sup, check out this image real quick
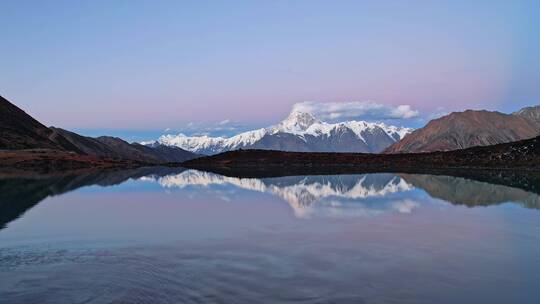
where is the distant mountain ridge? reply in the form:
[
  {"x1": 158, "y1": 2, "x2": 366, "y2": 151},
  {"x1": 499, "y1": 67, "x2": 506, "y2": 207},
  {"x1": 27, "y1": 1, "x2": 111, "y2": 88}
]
[
  {"x1": 148, "y1": 110, "x2": 412, "y2": 154},
  {"x1": 385, "y1": 106, "x2": 540, "y2": 153},
  {"x1": 51, "y1": 128, "x2": 198, "y2": 163},
  {"x1": 0, "y1": 95, "x2": 199, "y2": 163}
]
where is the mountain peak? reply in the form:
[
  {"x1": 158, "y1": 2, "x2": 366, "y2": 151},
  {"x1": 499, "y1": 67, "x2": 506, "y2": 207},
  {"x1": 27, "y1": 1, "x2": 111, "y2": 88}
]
[
  {"x1": 385, "y1": 108, "x2": 540, "y2": 153},
  {"x1": 513, "y1": 105, "x2": 540, "y2": 123},
  {"x1": 276, "y1": 110, "x2": 320, "y2": 133}
]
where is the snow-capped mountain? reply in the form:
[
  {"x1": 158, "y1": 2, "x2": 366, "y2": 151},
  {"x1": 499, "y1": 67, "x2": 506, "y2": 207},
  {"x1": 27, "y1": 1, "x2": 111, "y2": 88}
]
[{"x1": 146, "y1": 110, "x2": 413, "y2": 155}]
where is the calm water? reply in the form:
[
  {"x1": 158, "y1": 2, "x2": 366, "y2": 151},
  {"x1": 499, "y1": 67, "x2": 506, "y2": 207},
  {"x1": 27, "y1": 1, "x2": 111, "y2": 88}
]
[{"x1": 1, "y1": 168, "x2": 540, "y2": 303}]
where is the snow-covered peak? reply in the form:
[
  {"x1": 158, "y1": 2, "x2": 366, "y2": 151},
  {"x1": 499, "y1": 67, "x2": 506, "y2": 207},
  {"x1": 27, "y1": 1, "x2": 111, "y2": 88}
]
[
  {"x1": 296, "y1": 120, "x2": 412, "y2": 143},
  {"x1": 156, "y1": 129, "x2": 268, "y2": 155},
  {"x1": 273, "y1": 110, "x2": 321, "y2": 134},
  {"x1": 158, "y1": 133, "x2": 226, "y2": 152},
  {"x1": 222, "y1": 128, "x2": 267, "y2": 148},
  {"x1": 375, "y1": 123, "x2": 413, "y2": 140}
]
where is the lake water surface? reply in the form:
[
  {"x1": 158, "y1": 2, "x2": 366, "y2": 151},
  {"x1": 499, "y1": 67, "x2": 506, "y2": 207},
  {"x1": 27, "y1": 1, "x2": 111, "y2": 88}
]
[{"x1": 1, "y1": 168, "x2": 540, "y2": 303}]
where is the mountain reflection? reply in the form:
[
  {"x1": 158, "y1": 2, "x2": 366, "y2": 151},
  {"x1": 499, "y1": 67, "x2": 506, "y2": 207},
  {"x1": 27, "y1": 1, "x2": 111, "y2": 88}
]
[
  {"x1": 399, "y1": 173, "x2": 540, "y2": 209},
  {"x1": 0, "y1": 167, "x2": 187, "y2": 229},
  {"x1": 147, "y1": 171, "x2": 417, "y2": 218},
  {"x1": 143, "y1": 170, "x2": 540, "y2": 217},
  {"x1": 1, "y1": 168, "x2": 539, "y2": 229}
]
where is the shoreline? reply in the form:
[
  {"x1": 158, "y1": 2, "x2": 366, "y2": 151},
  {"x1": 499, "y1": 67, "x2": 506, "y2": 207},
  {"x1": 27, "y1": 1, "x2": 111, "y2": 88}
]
[{"x1": 0, "y1": 149, "x2": 147, "y2": 176}]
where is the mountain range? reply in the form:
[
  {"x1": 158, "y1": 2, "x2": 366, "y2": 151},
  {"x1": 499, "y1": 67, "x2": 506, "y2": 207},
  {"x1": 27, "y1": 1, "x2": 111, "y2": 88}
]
[
  {"x1": 0, "y1": 95, "x2": 199, "y2": 164},
  {"x1": 147, "y1": 110, "x2": 412, "y2": 154},
  {"x1": 3, "y1": 93, "x2": 540, "y2": 169},
  {"x1": 149, "y1": 104, "x2": 540, "y2": 155},
  {"x1": 385, "y1": 106, "x2": 540, "y2": 153}
]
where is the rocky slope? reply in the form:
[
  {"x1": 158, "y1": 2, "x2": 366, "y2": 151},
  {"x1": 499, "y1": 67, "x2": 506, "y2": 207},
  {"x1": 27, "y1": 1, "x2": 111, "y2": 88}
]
[
  {"x1": 514, "y1": 105, "x2": 540, "y2": 124},
  {"x1": 385, "y1": 107, "x2": 540, "y2": 153},
  {"x1": 0, "y1": 95, "x2": 66, "y2": 150}
]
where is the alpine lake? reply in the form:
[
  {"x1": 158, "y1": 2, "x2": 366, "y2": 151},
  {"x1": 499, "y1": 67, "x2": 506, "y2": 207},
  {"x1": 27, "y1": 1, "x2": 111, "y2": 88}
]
[{"x1": 1, "y1": 167, "x2": 540, "y2": 303}]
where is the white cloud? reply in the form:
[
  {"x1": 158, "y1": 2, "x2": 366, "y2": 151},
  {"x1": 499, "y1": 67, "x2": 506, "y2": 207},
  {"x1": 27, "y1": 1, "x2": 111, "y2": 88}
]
[
  {"x1": 291, "y1": 101, "x2": 419, "y2": 121},
  {"x1": 165, "y1": 119, "x2": 247, "y2": 137}
]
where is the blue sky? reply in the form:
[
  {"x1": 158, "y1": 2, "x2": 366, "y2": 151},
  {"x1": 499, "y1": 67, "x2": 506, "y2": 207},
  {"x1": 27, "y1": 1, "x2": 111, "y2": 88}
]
[{"x1": 1, "y1": 0, "x2": 539, "y2": 141}]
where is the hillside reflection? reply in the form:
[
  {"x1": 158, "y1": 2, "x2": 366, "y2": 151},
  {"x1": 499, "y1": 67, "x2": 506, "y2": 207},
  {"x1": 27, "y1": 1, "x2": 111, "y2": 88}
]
[{"x1": 1, "y1": 168, "x2": 539, "y2": 229}]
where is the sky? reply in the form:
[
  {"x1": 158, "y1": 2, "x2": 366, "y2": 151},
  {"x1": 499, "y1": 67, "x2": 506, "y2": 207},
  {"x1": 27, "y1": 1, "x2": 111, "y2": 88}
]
[{"x1": 1, "y1": 0, "x2": 539, "y2": 141}]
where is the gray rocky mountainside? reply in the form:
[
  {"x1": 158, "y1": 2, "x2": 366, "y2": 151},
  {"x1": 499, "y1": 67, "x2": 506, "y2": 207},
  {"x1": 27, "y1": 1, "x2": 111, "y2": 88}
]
[
  {"x1": 514, "y1": 105, "x2": 540, "y2": 124},
  {"x1": 385, "y1": 107, "x2": 540, "y2": 153}
]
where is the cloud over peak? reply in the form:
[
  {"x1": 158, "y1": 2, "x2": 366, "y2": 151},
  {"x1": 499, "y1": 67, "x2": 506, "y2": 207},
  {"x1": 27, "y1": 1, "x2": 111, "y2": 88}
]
[{"x1": 291, "y1": 101, "x2": 419, "y2": 122}]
